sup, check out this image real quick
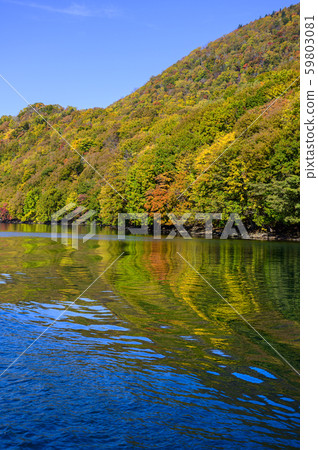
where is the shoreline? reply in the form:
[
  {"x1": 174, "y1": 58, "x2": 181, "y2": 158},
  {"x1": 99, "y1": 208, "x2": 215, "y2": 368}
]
[{"x1": 0, "y1": 220, "x2": 300, "y2": 242}]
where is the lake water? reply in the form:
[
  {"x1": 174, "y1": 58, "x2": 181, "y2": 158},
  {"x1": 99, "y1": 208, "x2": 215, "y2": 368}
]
[{"x1": 0, "y1": 224, "x2": 299, "y2": 448}]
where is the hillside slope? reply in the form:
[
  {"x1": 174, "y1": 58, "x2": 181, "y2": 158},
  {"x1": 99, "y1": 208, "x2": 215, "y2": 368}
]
[{"x1": 0, "y1": 4, "x2": 300, "y2": 232}]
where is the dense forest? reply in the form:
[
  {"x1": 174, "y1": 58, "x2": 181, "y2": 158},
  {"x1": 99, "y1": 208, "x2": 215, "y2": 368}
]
[{"x1": 0, "y1": 4, "x2": 300, "y2": 235}]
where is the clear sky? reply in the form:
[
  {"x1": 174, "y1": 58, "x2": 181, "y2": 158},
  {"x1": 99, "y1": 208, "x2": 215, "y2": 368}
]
[{"x1": 0, "y1": 0, "x2": 298, "y2": 117}]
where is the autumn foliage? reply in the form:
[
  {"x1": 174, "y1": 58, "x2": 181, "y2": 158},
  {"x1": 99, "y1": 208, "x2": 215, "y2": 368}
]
[{"x1": 0, "y1": 5, "x2": 300, "y2": 232}]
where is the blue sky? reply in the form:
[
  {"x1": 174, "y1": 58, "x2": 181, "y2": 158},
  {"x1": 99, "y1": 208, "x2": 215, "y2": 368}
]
[{"x1": 0, "y1": 0, "x2": 298, "y2": 117}]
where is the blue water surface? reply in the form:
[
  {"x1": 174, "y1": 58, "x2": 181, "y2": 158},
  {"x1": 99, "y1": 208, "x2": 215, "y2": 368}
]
[{"x1": 0, "y1": 228, "x2": 300, "y2": 448}]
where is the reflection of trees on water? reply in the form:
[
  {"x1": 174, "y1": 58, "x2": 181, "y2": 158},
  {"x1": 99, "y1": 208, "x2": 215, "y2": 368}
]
[{"x1": 0, "y1": 229, "x2": 299, "y2": 383}]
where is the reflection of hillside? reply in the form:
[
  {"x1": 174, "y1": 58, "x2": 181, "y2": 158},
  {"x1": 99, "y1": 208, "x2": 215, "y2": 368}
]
[
  {"x1": 91, "y1": 238, "x2": 299, "y2": 378},
  {"x1": 0, "y1": 227, "x2": 300, "y2": 448},
  {"x1": 0, "y1": 228, "x2": 299, "y2": 382},
  {"x1": 0, "y1": 230, "x2": 118, "y2": 306}
]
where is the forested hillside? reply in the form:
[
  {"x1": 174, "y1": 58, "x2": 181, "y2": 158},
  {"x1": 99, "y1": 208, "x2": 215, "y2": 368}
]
[{"x1": 0, "y1": 4, "x2": 300, "y2": 233}]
